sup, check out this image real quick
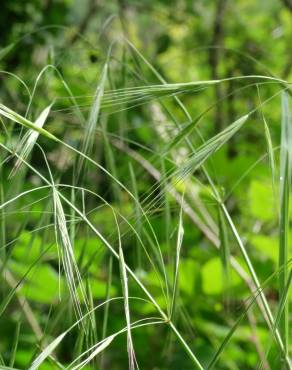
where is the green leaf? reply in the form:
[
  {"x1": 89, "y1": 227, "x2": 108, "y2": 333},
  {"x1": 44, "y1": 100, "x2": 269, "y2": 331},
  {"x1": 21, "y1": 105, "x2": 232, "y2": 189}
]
[
  {"x1": 9, "y1": 262, "x2": 63, "y2": 304},
  {"x1": 202, "y1": 257, "x2": 241, "y2": 295},
  {"x1": 248, "y1": 180, "x2": 274, "y2": 222},
  {"x1": 179, "y1": 259, "x2": 199, "y2": 296},
  {"x1": 250, "y1": 234, "x2": 278, "y2": 262}
]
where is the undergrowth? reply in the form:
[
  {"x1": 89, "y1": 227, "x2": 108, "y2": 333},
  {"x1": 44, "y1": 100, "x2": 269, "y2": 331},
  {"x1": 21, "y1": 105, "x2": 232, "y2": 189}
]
[{"x1": 0, "y1": 29, "x2": 291, "y2": 370}]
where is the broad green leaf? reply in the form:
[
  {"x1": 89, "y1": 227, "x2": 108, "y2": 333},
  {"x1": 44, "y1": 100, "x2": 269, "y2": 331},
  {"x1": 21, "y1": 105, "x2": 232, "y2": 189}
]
[
  {"x1": 179, "y1": 259, "x2": 200, "y2": 296},
  {"x1": 9, "y1": 262, "x2": 63, "y2": 304},
  {"x1": 248, "y1": 180, "x2": 274, "y2": 221},
  {"x1": 251, "y1": 234, "x2": 278, "y2": 262},
  {"x1": 202, "y1": 257, "x2": 241, "y2": 295}
]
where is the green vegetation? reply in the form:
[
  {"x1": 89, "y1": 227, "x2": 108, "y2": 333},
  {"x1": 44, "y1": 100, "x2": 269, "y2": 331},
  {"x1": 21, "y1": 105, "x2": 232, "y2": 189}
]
[{"x1": 0, "y1": 1, "x2": 292, "y2": 369}]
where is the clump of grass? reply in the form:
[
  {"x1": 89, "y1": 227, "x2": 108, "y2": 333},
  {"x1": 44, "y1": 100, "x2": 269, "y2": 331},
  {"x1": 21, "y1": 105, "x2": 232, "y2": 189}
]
[{"x1": 0, "y1": 35, "x2": 292, "y2": 370}]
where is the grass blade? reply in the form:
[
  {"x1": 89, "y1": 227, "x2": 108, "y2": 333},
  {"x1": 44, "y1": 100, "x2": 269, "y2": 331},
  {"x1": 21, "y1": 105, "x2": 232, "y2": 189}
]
[
  {"x1": 176, "y1": 114, "x2": 248, "y2": 181},
  {"x1": 53, "y1": 188, "x2": 88, "y2": 319},
  {"x1": 117, "y1": 215, "x2": 137, "y2": 370},
  {"x1": 77, "y1": 63, "x2": 107, "y2": 175},
  {"x1": 218, "y1": 205, "x2": 230, "y2": 300},
  {"x1": 29, "y1": 331, "x2": 67, "y2": 370},
  {"x1": 9, "y1": 322, "x2": 21, "y2": 367},
  {"x1": 71, "y1": 335, "x2": 114, "y2": 370},
  {"x1": 10, "y1": 104, "x2": 52, "y2": 176},
  {"x1": 170, "y1": 199, "x2": 184, "y2": 319},
  {"x1": 257, "y1": 85, "x2": 277, "y2": 202},
  {"x1": 278, "y1": 91, "x2": 291, "y2": 356}
]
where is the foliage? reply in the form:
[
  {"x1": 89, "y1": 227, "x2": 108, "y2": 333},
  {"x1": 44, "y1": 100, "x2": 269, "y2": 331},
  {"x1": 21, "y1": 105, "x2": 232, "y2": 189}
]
[{"x1": 0, "y1": 1, "x2": 292, "y2": 369}]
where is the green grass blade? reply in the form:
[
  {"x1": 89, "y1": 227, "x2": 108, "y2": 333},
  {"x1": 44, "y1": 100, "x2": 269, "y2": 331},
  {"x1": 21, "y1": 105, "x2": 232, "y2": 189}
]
[
  {"x1": 100, "y1": 255, "x2": 113, "y2": 368},
  {"x1": 116, "y1": 214, "x2": 137, "y2": 370},
  {"x1": 9, "y1": 322, "x2": 21, "y2": 367},
  {"x1": 257, "y1": 85, "x2": 277, "y2": 203},
  {"x1": 77, "y1": 62, "x2": 108, "y2": 175},
  {"x1": 176, "y1": 114, "x2": 248, "y2": 181},
  {"x1": 170, "y1": 199, "x2": 184, "y2": 319},
  {"x1": 0, "y1": 104, "x2": 58, "y2": 141},
  {"x1": 278, "y1": 91, "x2": 291, "y2": 356},
  {"x1": 10, "y1": 104, "x2": 52, "y2": 176},
  {"x1": 29, "y1": 331, "x2": 67, "y2": 370},
  {"x1": 71, "y1": 336, "x2": 114, "y2": 370},
  {"x1": 129, "y1": 162, "x2": 142, "y2": 268},
  {"x1": 53, "y1": 188, "x2": 88, "y2": 319},
  {"x1": 218, "y1": 205, "x2": 230, "y2": 299}
]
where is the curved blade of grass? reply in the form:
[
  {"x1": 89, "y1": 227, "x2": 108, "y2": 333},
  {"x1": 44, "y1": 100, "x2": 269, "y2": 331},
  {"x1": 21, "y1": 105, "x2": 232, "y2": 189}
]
[
  {"x1": 10, "y1": 104, "x2": 52, "y2": 177},
  {"x1": 53, "y1": 188, "x2": 89, "y2": 320},
  {"x1": 25, "y1": 64, "x2": 84, "y2": 123},
  {"x1": 28, "y1": 297, "x2": 156, "y2": 369},
  {"x1": 170, "y1": 198, "x2": 184, "y2": 319},
  {"x1": 129, "y1": 162, "x2": 142, "y2": 267},
  {"x1": 28, "y1": 297, "x2": 123, "y2": 369},
  {"x1": 77, "y1": 62, "x2": 108, "y2": 175},
  {"x1": 116, "y1": 214, "x2": 137, "y2": 370},
  {"x1": 29, "y1": 331, "x2": 67, "y2": 370},
  {"x1": 101, "y1": 119, "x2": 120, "y2": 201},
  {"x1": 68, "y1": 318, "x2": 163, "y2": 370},
  {"x1": 263, "y1": 117, "x2": 277, "y2": 200},
  {"x1": 175, "y1": 114, "x2": 248, "y2": 181},
  {"x1": 100, "y1": 255, "x2": 113, "y2": 368},
  {"x1": 38, "y1": 146, "x2": 89, "y2": 320},
  {"x1": 218, "y1": 205, "x2": 230, "y2": 300},
  {"x1": 71, "y1": 335, "x2": 114, "y2": 370},
  {"x1": 0, "y1": 104, "x2": 57, "y2": 141},
  {"x1": 9, "y1": 322, "x2": 20, "y2": 367},
  {"x1": 257, "y1": 86, "x2": 277, "y2": 200}
]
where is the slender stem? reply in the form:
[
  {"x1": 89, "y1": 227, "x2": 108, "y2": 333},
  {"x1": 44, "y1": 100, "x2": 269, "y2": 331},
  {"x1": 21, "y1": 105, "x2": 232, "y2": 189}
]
[
  {"x1": 221, "y1": 203, "x2": 291, "y2": 369},
  {"x1": 168, "y1": 320, "x2": 204, "y2": 370}
]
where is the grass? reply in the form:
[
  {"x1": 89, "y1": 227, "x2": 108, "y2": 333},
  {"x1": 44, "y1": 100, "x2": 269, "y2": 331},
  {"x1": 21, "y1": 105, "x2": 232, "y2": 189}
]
[
  {"x1": 0, "y1": 36, "x2": 291, "y2": 370},
  {"x1": 279, "y1": 91, "x2": 291, "y2": 358}
]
